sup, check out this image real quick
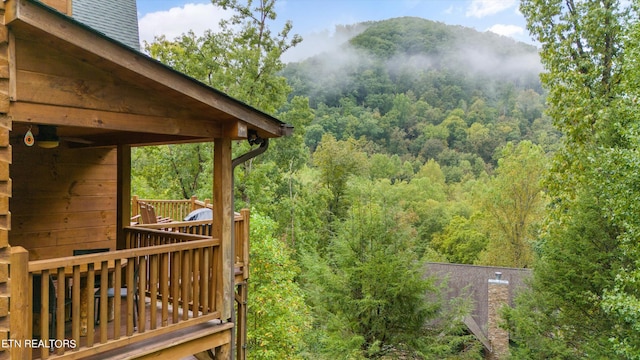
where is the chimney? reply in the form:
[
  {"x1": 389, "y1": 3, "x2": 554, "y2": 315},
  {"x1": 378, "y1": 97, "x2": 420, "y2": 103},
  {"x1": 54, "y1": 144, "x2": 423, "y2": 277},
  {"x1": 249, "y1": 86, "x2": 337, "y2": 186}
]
[{"x1": 487, "y1": 272, "x2": 509, "y2": 359}]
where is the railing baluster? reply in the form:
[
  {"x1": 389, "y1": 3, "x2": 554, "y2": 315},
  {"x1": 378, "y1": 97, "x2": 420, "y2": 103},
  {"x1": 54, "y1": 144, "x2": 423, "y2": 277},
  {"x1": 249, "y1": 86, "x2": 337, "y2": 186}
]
[
  {"x1": 56, "y1": 267, "x2": 66, "y2": 355},
  {"x1": 100, "y1": 261, "x2": 109, "y2": 343},
  {"x1": 212, "y1": 246, "x2": 220, "y2": 314},
  {"x1": 149, "y1": 254, "x2": 158, "y2": 330},
  {"x1": 193, "y1": 248, "x2": 200, "y2": 317},
  {"x1": 86, "y1": 263, "x2": 95, "y2": 347},
  {"x1": 161, "y1": 253, "x2": 169, "y2": 327},
  {"x1": 126, "y1": 259, "x2": 135, "y2": 336},
  {"x1": 138, "y1": 256, "x2": 147, "y2": 333},
  {"x1": 113, "y1": 259, "x2": 122, "y2": 340},
  {"x1": 40, "y1": 269, "x2": 50, "y2": 359},
  {"x1": 181, "y1": 249, "x2": 190, "y2": 321},
  {"x1": 72, "y1": 266, "x2": 81, "y2": 347},
  {"x1": 171, "y1": 251, "x2": 180, "y2": 324},
  {"x1": 202, "y1": 246, "x2": 211, "y2": 314}
]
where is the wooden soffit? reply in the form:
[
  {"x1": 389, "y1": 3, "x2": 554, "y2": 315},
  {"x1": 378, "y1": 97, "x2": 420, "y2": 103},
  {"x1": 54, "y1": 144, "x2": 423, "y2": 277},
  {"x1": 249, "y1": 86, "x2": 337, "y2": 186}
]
[{"x1": 3, "y1": 0, "x2": 292, "y2": 147}]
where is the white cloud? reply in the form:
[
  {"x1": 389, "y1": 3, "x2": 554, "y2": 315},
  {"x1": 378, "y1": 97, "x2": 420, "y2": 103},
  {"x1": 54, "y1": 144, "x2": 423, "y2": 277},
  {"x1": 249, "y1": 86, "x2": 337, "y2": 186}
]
[
  {"x1": 486, "y1": 24, "x2": 524, "y2": 37},
  {"x1": 138, "y1": 3, "x2": 231, "y2": 46},
  {"x1": 466, "y1": 0, "x2": 517, "y2": 18}
]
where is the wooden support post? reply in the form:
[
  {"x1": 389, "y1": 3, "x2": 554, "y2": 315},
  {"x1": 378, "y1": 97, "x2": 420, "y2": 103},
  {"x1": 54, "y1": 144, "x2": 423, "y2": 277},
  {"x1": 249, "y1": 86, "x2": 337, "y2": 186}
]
[
  {"x1": 190, "y1": 195, "x2": 197, "y2": 211},
  {"x1": 9, "y1": 247, "x2": 29, "y2": 360},
  {"x1": 131, "y1": 195, "x2": 140, "y2": 218},
  {"x1": 213, "y1": 138, "x2": 233, "y2": 321},
  {"x1": 235, "y1": 283, "x2": 247, "y2": 360},
  {"x1": 117, "y1": 145, "x2": 132, "y2": 250}
]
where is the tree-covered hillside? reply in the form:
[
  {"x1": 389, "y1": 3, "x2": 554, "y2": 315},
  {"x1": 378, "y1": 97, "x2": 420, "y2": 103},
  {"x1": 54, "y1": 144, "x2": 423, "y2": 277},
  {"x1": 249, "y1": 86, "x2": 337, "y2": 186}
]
[{"x1": 282, "y1": 17, "x2": 556, "y2": 180}]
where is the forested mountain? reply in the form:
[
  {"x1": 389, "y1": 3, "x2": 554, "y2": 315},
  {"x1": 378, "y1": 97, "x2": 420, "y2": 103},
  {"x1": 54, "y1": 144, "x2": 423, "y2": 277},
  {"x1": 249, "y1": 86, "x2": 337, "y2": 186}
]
[{"x1": 282, "y1": 17, "x2": 555, "y2": 177}]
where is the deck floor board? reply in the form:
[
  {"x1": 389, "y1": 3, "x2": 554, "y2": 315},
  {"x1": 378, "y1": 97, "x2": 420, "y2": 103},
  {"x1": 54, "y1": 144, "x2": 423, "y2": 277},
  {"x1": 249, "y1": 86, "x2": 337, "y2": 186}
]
[{"x1": 32, "y1": 297, "x2": 228, "y2": 359}]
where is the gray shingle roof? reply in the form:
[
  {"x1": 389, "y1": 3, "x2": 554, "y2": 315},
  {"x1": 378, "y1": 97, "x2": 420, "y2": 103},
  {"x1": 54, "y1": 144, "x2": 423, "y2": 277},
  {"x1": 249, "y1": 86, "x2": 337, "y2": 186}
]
[
  {"x1": 425, "y1": 263, "x2": 532, "y2": 342},
  {"x1": 71, "y1": 0, "x2": 140, "y2": 50}
]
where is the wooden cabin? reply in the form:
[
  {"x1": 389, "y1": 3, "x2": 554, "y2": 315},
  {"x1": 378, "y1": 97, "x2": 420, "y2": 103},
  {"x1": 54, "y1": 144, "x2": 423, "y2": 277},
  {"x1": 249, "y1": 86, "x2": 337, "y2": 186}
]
[{"x1": 0, "y1": 0, "x2": 292, "y2": 359}]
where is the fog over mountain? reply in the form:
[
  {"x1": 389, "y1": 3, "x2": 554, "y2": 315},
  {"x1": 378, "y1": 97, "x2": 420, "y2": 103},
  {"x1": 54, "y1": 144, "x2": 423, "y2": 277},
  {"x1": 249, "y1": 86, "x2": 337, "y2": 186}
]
[
  {"x1": 283, "y1": 17, "x2": 542, "y2": 110},
  {"x1": 280, "y1": 17, "x2": 554, "y2": 169}
]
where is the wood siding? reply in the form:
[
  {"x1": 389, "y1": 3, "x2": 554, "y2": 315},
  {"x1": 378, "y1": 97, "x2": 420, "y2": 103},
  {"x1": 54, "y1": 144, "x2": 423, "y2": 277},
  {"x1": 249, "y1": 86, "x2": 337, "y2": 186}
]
[
  {"x1": 0, "y1": 1, "x2": 12, "y2": 356},
  {"x1": 9, "y1": 144, "x2": 117, "y2": 259}
]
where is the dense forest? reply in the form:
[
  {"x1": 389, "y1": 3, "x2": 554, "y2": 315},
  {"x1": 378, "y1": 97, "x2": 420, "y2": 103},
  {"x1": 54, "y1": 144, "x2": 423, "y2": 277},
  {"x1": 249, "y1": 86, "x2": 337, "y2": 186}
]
[{"x1": 134, "y1": 0, "x2": 640, "y2": 359}]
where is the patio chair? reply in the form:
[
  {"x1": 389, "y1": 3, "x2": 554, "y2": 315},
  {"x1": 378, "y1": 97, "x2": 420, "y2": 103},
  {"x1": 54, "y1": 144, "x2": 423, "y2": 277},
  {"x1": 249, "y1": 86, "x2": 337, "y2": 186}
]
[{"x1": 139, "y1": 202, "x2": 172, "y2": 224}]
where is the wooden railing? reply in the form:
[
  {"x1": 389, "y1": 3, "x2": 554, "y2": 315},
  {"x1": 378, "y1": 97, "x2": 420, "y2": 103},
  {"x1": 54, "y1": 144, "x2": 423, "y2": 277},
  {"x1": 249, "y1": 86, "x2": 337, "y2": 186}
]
[
  {"x1": 133, "y1": 209, "x2": 251, "y2": 283},
  {"x1": 130, "y1": 197, "x2": 251, "y2": 281},
  {"x1": 10, "y1": 229, "x2": 222, "y2": 359},
  {"x1": 131, "y1": 195, "x2": 211, "y2": 222},
  {"x1": 234, "y1": 209, "x2": 250, "y2": 281}
]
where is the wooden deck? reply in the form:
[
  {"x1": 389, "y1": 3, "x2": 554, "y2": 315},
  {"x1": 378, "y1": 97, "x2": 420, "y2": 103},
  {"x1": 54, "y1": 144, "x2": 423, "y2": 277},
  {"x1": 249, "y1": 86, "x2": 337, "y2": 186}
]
[
  {"x1": 30, "y1": 298, "x2": 232, "y2": 359},
  {"x1": 10, "y1": 207, "x2": 251, "y2": 360}
]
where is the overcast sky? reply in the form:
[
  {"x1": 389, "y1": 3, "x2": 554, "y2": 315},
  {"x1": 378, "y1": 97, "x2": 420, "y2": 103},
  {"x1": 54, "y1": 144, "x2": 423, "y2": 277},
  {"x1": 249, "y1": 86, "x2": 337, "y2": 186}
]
[{"x1": 136, "y1": 0, "x2": 533, "y2": 62}]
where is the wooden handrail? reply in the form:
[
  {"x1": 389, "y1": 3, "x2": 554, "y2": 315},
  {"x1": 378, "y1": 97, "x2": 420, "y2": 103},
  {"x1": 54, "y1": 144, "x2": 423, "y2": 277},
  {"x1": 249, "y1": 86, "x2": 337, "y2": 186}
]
[
  {"x1": 17, "y1": 231, "x2": 223, "y2": 359},
  {"x1": 134, "y1": 219, "x2": 212, "y2": 230},
  {"x1": 131, "y1": 196, "x2": 211, "y2": 222},
  {"x1": 28, "y1": 238, "x2": 216, "y2": 272}
]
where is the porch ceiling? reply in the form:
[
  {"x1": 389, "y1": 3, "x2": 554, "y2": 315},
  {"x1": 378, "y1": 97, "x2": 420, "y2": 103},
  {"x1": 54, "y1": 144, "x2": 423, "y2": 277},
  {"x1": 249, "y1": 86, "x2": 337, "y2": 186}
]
[{"x1": 4, "y1": 0, "x2": 292, "y2": 147}]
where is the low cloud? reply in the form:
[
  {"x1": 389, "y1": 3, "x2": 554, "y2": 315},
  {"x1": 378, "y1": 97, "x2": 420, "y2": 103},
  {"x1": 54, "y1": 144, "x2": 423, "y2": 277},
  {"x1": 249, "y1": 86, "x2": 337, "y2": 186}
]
[
  {"x1": 138, "y1": 3, "x2": 230, "y2": 46},
  {"x1": 466, "y1": 0, "x2": 517, "y2": 18},
  {"x1": 487, "y1": 24, "x2": 524, "y2": 37},
  {"x1": 453, "y1": 40, "x2": 542, "y2": 81},
  {"x1": 283, "y1": 25, "x2": 367, "y2": 63}
]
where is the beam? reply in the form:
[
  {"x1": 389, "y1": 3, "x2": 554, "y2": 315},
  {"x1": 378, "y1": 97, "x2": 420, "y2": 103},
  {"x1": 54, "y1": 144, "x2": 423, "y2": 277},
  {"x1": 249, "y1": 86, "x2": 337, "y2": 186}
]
[
  {"x1": 9, "y1": 102, "x2": 224, "y2": 138},
  {"x1": 5, "y1": 0, "x2": 286, "y2": 138}
]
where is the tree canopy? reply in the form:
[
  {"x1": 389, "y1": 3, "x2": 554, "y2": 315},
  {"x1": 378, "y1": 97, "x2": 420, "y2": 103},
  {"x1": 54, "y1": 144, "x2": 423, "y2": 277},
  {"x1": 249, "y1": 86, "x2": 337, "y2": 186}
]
[{"x1": 505, "y1": 1, "x2": 640, "y2": 358}]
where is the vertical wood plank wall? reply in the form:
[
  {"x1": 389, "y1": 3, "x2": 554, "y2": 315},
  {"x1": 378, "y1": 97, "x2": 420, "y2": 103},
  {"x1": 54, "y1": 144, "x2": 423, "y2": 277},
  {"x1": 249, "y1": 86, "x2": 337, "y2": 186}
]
[
  {"x1": 9, "y1": 145, "x2": 117, "y2": 259},
  {"x1": 0, "y1": 2, "x2": 11, "y2": 357}
]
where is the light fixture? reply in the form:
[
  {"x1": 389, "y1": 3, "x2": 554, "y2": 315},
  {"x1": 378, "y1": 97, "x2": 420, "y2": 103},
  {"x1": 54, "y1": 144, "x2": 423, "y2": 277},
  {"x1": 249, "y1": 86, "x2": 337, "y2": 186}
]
[{"x1": 36, "y1": 125, "x2": 60, "y2": 148}]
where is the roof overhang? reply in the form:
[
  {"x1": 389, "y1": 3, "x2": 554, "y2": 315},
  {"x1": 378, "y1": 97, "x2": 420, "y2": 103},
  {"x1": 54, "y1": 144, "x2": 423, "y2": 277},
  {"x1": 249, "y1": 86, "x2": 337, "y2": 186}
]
[{"x1": 3, "y1": 0, "x2": 293, "y2": 147}]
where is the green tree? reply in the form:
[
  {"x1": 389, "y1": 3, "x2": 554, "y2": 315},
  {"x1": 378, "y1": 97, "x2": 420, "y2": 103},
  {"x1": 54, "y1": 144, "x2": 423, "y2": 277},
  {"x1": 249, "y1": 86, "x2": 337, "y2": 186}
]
[
  {"x1": 507, "y1": 1, "x2": 640, "y2": 358},
  {"x1": 146, "y1": 0, "x2": 300, "y2": 114},
  {"x1": 312, "y1": 134, "x2": 367, "y2": 221},
  {"x1": 247, "y1": 214, "x2": 310, "y2": 359},
  {"x1": 303, "y1": 202, "x2": 464, "y2": 359},
  {"x1": 132, "y1": 143, "x2": 213, "y2": 199},
  {"x1": 431, "y1": 215, "x2": 487, "y2": 264},
  {"x1": 138, "y1": 0, "x2": 301, "y2": 203},
  {"x1": 476, "y1": 141, "x2": 546, "y2": 268}
]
